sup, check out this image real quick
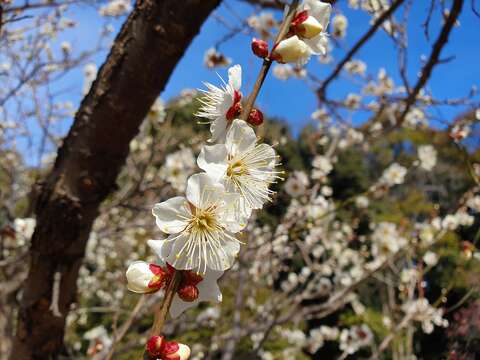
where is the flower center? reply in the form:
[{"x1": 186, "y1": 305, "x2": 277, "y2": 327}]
[
  {"x1": 227, "y1": 160, "x2": 248, "y2": 177},
  {"x1": 191, "y1": 210, "x2": 217, "y2": 232}
]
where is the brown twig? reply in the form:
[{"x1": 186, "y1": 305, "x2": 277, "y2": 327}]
[
  {"x1": 105, "y1": 295, "x2": 147, "y2": 360},
  {"x1": 396, "y1": 0, "x2": 464, "y2": 127},
  {"x1": 317, "y1": 0, "x2": 405, "y2": 100},
  {"x1": 140, "y1": 270, "x2": 181, "y2": 359}
]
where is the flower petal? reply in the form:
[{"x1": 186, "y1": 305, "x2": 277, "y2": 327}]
[
  {"x1": 186, "y1": 173, "x2": 225, "y2": 210},
  {"x1": 197, "y1": 144, "x2": 228, "y2": 183},
  {"x1": 304, "y1": 33, "x2": 329, "y2": 55},
  {"x1": 147, "y1": 240, "x2": 168, "y2": 266},
  {"x1": 209, "y1": 116, "x2": 228, "y2": 143},
  {"x1": 304, "y1": 0, "x2": 331, "y2": 29},
  {"x1": 226, "y1": 119, "x2": 257, "y2": 157},
  {"x1": 228, "y1": 64, "x2": 242, "y2": 91},
  {"x1": 197, "y1": 268, "x2": 224, "y2": 303},
  {"x1": 152, "y1": 197, "x2": 191, "y2": 234}
]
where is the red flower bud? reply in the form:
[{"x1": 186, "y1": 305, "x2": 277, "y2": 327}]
[
  {"x1": 251, "y1": 38, "x2": 269, "y2": 59},
  {"x1": 146, "y1": 335, "x2": 165, "y2": 358},
  {"x1": 177, "y1": 284, "x2": 199, "y2": 302},
  {"x1": 247, "y1": 108, "x2": 264, "y2": 126},
  {"x1": 226, "y1": 101, "x2": 242, "y2": 121}
]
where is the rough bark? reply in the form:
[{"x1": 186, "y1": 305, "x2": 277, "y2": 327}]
[{"x1": 11, "y1": 0, "x2": 221, "y2": 358}]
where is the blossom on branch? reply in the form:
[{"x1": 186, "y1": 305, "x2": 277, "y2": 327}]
[
  {"x1": 195, "y1": 65, "x2": 243, "y2": 142},
  {"x1": 152, "y1": 173, "x2": 244, "y2": 273}
]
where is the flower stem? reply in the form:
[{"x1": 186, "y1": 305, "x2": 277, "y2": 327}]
[
  {"x1": 142, "y1": 270, "x2": 181, "y2": 359},
  {"x1": 241, "y1": 0, "x2": 300, "y2": 121},
  {"x1": 151, "y1": 270, "x2": 181, "y2": 335}
]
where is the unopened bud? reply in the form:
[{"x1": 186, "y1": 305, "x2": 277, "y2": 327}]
[
  {"x1": 251, "y1": 38, "x2": 269, "y2": 58},
  {"x1": 163, "y1": 342, "x2": 191, "y2": 360},
  {"x1": 247, "y1": 109, "x2": 264, "y2": 126},
  {"x1": 126, "y1": 262, "x2": 168, "y2": 294},
  {"x1": 271, "y1": 36, "x2": 311, "y2": 64},
  {"x1": 146, "y1": 335, "x2": 165, "y2": 358},
  {"x1": 177, "y1": 285, "x2": 199, "y2": 302}
]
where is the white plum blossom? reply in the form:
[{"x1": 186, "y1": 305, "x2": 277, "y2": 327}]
[
  {"x1": 148, "y1": 240, "x2": 223, "y2": 318},
  {"x1": 380, "y1": 163, "x2": 407, "y2": 186},
  {"x1": 99, "y1": 0, "x2": 131, "y2": 17},
  {"x1": 84, "y1": 326, "x2": 112, "y2": 360},
  {"x1": 152, "y1": 173, "x2": 245, "y2": 273},
  {"x1": 332, "y1": 14, "x2": 348, "y2": 38},
  {"x1": 418, "y1": 145, "x2": 437, "y2": 171},
  {"x1": 285, "y1": 171, "x2": 309, "y2": 197},
  {"x1": 197, "y1": 119, "x2": 279, "y2": 217},
  {"x1": 159, "y1": 148, "x2": 196, "y2": 192},
  {"x1": 345, "y1": 60, "x2": 367, "y2": 75},
  {"x1": 147, "y1": 98, "x2": 166, "y2": 123},
  {"x1": 339, "y1": 325, "x2": 373, "y2": 354},
  {"x1": 311, "y1": 155, "x2": 333, "y2": 180},
  {"x1": 467, "y1": 195, "x2": 480, "y2": 212},
  {"x1": 272, "y1": 63, "x2": 307, "y2": 80},
  {"x1": 423, "y1": 251, "x2": 438, "y2": 266},
  {"x1": 14, "y1": 217, "x2": 36, "y2": 239},
  {"x1": 203, "y1": 48, "x2": 232, "y2": 69},
  {"x1": 272, "y1": 0, "x2": 331, "y2": 64},
  {"x1": 371, "y1": 222, "x2": 407, "y2": 258},
  {"x1": 355, "y1": 195, "x2": 369, "y2": 209},
  {"x1": 195, "y1": 65, "x2": 242, "y2": 142},
  {"x1": 82, "y1": 63, "x2": 97, "y2": 95},
  {"x1": 247, "y1": 12, "x2": 277, "y2": 39},
  {"x1": 402, "y1": 298, "x2": 448, "y2": 334}
]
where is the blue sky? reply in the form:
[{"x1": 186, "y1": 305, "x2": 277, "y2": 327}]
[{"x1": 10, "y1": 0, "x2": 480, "y2": 163}]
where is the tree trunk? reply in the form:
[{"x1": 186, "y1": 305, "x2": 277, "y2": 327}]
[{"x1": 11, "y1": 0, "x2": 221, "y2": 358}]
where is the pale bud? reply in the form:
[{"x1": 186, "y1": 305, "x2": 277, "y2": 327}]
[
  {"x1": 294, "y1": 15, "x2": 323, "y2": 39},
  {"x1": 126, "y1": 261, "x2": 167, "y2": 293},
  {"x1": 272, "y1": 36, "x2": 311, "y2": 64}
]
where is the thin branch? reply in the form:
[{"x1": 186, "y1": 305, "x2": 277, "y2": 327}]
[
  {"x1": 396, "y1": 0, "x2": 464, "y2": 127},
  {"x1": 317, "y1": 0, "x2": 406, "y2": 100}
]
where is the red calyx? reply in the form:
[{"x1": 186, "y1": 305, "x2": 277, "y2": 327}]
[
  {"x1": 146, "y1": 335, "x2": 165, "y2": 358},
  {"x1": 291, "y1": 10, "x2": 309, "y2": 27},
  {"x1": 290, "y1": 10, "x2": 309, "y2": 36},
  {"x1": 147, "y1": 264, "x2": 169, "y2": 290},
  {"x1": 146, "y1": 335, "x2": 182, "y2": 360},
  {"x1": 226, "y1": 90, "x2": 242, "y2": 121},
  {"x1": 251, "y1": 38, "x2": 269, "y2": 59},
  {"x1": 247, "y1": 108, "x2": 264, "y2": 126},
  {"x1": 176, "y1": 270, "x2": 203, "y2": 302}
]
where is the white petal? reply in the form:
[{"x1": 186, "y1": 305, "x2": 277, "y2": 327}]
[
  {"x1": 218, "y1": 192, "x2": 251, "y2": 232},
  {"x1": 169, "y1": 269, "x2": 223, "y2": 318},
  {"x1": 304, "y1": 33, "x2": 329, "y2": 55},
  {"x1": 126, "y1": 261, "x2": 153, "y2": 293},
  {"x1": 228, "y1": 64, "x2": 242, "y2": 90},
  {"x1": 170, "y1": 293, "x2": 198, "y2": 318},
  {"x1": 272, "y1": 35, "x2": 312, "y2": 64},
  {"x1": 197, "y1": 268, "x2": 223, "y2": 302},
  {"x1": 226, "y1": 119, "x2": 257, "y2": 157},
  {"x1": 209, "y1": 116, "x2": 228, "y2": 143},
  {"x1": 197, "y1": 144, "x2": 228, "y2": 182},
  {"x1": 186, "y1": 173, "x2": 225, "y2": 210},
  {"x1": 304, "y1": 0, "x2": 331, "y2": 29},
  {"x1": 146, "y1": 240, "x2": 167, "y2": 266},
  {"x1": 163, "y1": 232, "x2": 192, "y2": 270},
  {"x1": 152, "y1": 197, "x2": 191, "y2": 234}
]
